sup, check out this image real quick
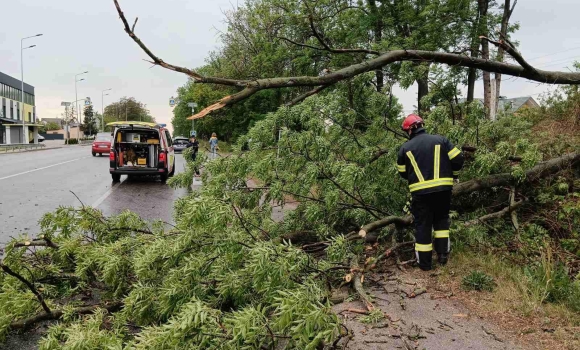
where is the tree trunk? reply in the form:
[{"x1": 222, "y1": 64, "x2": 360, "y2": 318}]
[
  {"x1": 478, "y1": 0, "x2": 492, "y2": 119},
  {"x1": 368, "y1": 0, "x2": 384, "y2": 92},
  {"x1": 466, "y1": 8, "x2": 482, "y2": 103},
  {"x1": 417, "y1": 64, "x2": 430, "y2": 113},
  {"x1": 495, "y1": 0, "x2": 516, "y2": 114}
]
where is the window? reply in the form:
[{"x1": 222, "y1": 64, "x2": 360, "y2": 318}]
[
  {"x1": 164, "y1": 130, "x2": 173, "y2": 146},
  {"x1": 28, "y1": 112, "x2": 32, "y2": 122},
  {"x1": 2, "y1": 106, "x2": 5, "y2": 119}
]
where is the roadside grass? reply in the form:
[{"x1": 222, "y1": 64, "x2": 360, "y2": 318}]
[
  {"x1": 198, "y1": 139, "x2": 232, "y2": 154},
  {"x1": 437, "y1": 249, "x2": 580, "y2": 349}
]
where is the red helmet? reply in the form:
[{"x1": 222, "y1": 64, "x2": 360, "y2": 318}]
[{"x1": 401, "y1": 114, "x2": 424, "y2": 131}]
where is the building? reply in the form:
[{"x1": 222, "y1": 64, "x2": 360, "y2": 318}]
[
  {"x1": 0, "y1": 71, "x2": 41, "y2": 144},
  {"x1": 463, "y1": 96, "x2": 540, "y2": 114},
  {"x1": 40, "y1": 117, "x2": 64, "y2": 127}
]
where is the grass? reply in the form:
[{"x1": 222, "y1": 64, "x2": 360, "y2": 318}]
[
  {"x1": 436, "y1": 250, "x2": 580, "y2": 349},
  {"x1": 462, "y1": 271, "x2": 495, "y2": 292}
]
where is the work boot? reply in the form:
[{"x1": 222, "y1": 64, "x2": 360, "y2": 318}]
[
  {"x1": 438, "y1": 253, "x2": 449, "y2": 266},
  {"x1": 419, "y1": 264, "x2": 432, "y2": 271}
]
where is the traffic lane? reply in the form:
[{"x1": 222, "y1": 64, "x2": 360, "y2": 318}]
[
  {"x1": 96, "y1": 154, "x2": 189, "y2": 225},
  {"x1": 0, "y1": 146, "x2": 91, "y2": 180},
  {"x1": 0, "y1": 149, "x2": 114, "y2": 243}
]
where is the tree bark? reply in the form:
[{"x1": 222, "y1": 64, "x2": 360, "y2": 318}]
[{"x1": 478, "y1": 0, "x2": 492, "y2": 119}]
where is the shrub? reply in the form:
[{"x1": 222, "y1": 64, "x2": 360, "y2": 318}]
[{"x1": 462, "y1": 271, "x2": 496, "y2": 292}]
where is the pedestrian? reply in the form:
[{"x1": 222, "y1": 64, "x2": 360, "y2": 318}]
[
  {"x1": 209, "y1": 132, "x2": 219, "y2": 159},
  {"x1": 396, "y1": 114, "x2": 464, "y2": 271},
  {"x1": 186, "y1": 136, "x2": 201, "y2": 177}
]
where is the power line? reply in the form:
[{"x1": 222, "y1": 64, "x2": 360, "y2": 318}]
[{"x1": 527, "y1": 45, "x2": 580, "y2": 61}]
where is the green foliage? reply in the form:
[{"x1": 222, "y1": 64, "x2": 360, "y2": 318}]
[
  {"x1": 104, "y1": 97, "x2": 155, "y2": 130},
  {"x1": 462, "y1": 271, "x2": 496, "y2": 292},
  {"x1": 82, "y1": 105, "x2": 99, "y2": 135},
  {"x1": 358, "y1": 309, "x2": 385, "y2": 325}
]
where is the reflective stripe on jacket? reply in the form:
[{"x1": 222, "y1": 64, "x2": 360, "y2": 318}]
[{"x1": 396, "y1": 129, "x2": 464, "y2": 195}]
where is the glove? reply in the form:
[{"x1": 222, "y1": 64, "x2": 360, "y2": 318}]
[{"x1": 454, "y1": 178, "x2": 460, "y2": 185}]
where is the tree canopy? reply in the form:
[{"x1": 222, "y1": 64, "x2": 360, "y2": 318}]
[{"x1": 104, "y1": 97, "x2": 155, "y2": 129}]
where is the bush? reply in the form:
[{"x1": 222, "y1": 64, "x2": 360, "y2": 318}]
[
  {"x1": 462, "y1": 271, "x2": 496, "y2": 292},
  {"x1": 67, "y1": 138, "x2": 78, "y2": 145}
]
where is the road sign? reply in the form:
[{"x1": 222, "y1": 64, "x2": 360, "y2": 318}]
[
  {"x1": 187, "y1": 102, "x2": 198, "y2": 108},
  {"x1": 169, "y1": 97, "x2": 176, "y2": 107},
  {"x1": 85, "y1": 97, "x2": 91, "y2": 106},
  {"x1": 190, "y1": 130, "x2": 197, "y2": 137}
]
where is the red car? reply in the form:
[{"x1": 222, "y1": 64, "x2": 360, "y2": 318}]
[{"x1": 92, "y1": 133, "x2": 112, "y2": 156}]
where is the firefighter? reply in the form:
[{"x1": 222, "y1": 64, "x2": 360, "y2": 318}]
[{"x1": 396, "y1": 114, "x2": 464, "y2": 271}]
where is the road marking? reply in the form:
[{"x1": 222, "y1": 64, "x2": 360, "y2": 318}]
[
  {"x1": 0, "y1": 156, "x2": 91, "y2": 181},
  {"x1": 91, "y1": 178, "x2": 125, "y2": 208}
]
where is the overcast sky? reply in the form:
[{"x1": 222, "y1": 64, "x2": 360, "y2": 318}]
[{"x1": 1, "y1": 0, "x2": 579, "y2": 133}]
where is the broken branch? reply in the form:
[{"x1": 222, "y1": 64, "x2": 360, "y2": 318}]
[
  {"x1": 0, "y1": 263, "x2": 51, "y2": 314},
  {"x1": 10, "y1": 301, "x2": 123, "y2": 331}
]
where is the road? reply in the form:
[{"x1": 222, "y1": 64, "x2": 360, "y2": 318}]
[{"x1": 0, "y1": 146, "x2": 192, "y2": 245}]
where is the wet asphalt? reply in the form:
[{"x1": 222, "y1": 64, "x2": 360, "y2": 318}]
[{"x1": 0, "y1": 146, "x2": 192, "y2": 244}]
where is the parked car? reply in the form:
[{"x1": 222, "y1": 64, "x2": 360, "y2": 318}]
[
  {"x1": 173, "y1": 136, "x2": 189, "y2": 153},
  {"x1": 29, "y1": 135, "x2": 45, "y2": 143},
  {"x1": 107, "y1": 121, "x2": 175, "y2": 182},
  {"x1": 92, "y1": 133, "x2": 112, "y2": 156}
]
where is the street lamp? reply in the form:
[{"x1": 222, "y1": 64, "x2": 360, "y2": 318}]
[
  {"x1": 75, "y1": 71, "x2": 88, "y2": 126},
  {"x1": 21, "y1": 33, "x2": 42, "y2": 144},
  {"x1": 101, "y1": 88, "x2": 112, "y2": 131}
]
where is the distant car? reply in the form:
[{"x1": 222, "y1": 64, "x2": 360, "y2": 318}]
[
  {"x1": 173, "y1": 137, "x2": 189, "y2": 153},
  {"x1": 29, "y1": 135, "x2": 44, "y2": 143},
  {"x1": 92, "y1": 133, "x2": 112, "y2": 156}
]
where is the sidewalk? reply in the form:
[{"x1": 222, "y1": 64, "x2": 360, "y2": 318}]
[{"x1": 0, "y1": 139, "x2": 89, "y2": 154}]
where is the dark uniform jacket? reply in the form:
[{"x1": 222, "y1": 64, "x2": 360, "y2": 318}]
[
  {"x1": 186, "y1": 140, "x2": 199, "y2": 160},
  {"x1": 397, "y1": 128, "x2": 464, "y2": 195}
]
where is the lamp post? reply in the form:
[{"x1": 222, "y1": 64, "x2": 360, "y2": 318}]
[
  {"x1": 21, "y1": 34, "x2": 42, "y2": 144},
  {"x1": 187, "y1": 102, "x2": 197, "y2": 137},
  {"x1": 102, "y1": 88, "x2": 112, "y2": 131},
  {"x1": 74, "y1": 71, "x2": 88, "y2": 127}
]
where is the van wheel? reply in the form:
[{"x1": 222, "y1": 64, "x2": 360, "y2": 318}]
[
  {"x1": 112, "y1": 174, "x2": 121, "y2": 182},
  {"x1": 92, "y1": 152, "x2": 96, "y2": 157},
  {"x1": 99, "y1": 153, "x2": 103, "y2": 156}
]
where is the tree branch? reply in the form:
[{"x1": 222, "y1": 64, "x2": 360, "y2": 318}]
[
  {"x1": 357, "y1": 153, "x2": 579, "y2": 237},
  {"x1": 13, "y1": 238, "x2": 59, "y2": 249},
  {"x1": 307, "y1": 15, "x2": 379, "y2": 55},
  {"x1": 10, "y1": 301, "x2": 123, "y2": 331},
  {"x1": 113, "y1": 0, "x2": 244, "y2": 87},
  {"x1": 116, "y1": 0, "x2": 580, "y2": 120},
  {"x1": 286, "y1": 85, "x2": 332, "y2": 106},
  {"x1": 463, "y1": 200, "x2": 525, "y2": 227},
  {"x1": 0, "y1": 263, "x2": 51, "y2": 314}
]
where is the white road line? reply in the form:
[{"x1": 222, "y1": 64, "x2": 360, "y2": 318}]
[
  {"x1": 0, "y1": 156, "x2": 91, "y2": 181},
  {"x1": 91, "y1": 178, "x2": 125, "y2": 208}
]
